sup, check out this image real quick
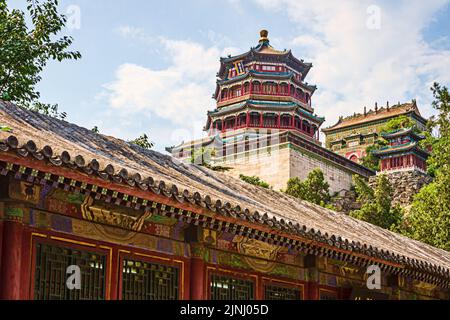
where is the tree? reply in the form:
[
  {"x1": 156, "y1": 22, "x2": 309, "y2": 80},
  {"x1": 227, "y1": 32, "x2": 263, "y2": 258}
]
[
  {"x1": 128, "y1": 134, "x2": 154, "y2": 150},
  {"x1": 285, "y1": 168, "x2": 331, "y2": 207},
  {"x1": 402, "y1": 183, "x2": 449, "y2": 250},
  {"x1": 353, "y1": 174, "x2": 374, "y2": 203},
  {"x1": 350, "y1": 174, "x2": 403, "y2": 231},
  {"x1": 401, "y1": 83, "x2": 450, "y2": 250},
  {"x1": 239, "y1": 174, "x2": 270, "y2": 189},
  {"x1": 360, "y1": 143, "x2": 386, "y2": 171},
  {"x1": 0, "y1": 0, "x2": 81, "y2": 117},
  {"x1": 379, "y1": 115, "x2": 418, "y2": 133}
]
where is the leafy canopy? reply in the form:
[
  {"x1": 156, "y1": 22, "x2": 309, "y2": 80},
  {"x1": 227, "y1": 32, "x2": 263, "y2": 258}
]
[
  {"x1": 350, "y1": 174, "x2": 403, "y2": 231},
  {"x1": 401, "y1": 83, "x2": 450, "y2": 250},
  {"x1": 239, "y1": 174, "x2": 270, "y2": 189},
  {"x1": 128, "y1": 134, "x2": 154, "y2": 150},
  {"x1": 284, "y1": 168, "x2": 331, "y2": 207},
  {"x1": 0, "y1": 0, "x2": 81, "y2": 118}
]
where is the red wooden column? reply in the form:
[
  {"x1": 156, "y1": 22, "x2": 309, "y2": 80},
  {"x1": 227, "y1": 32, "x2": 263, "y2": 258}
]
[
  {"x1": 190, "y1": 244, "x2": 206, "y2": 300},
  {"x1": 246, "y1": 111, "x2": 250, "y2": 127},
  {"x1": 260, "y1": 113, "x2": 263, "y2": 127},
  {"x1": 108, "y1": 247, "x2": 120, "y2": 300},
  {"x1": 307, "y1": 282, "x2": 319, "y2": 300},
  {"x1": 0, "y1": 205, "x2": 25, "y2": 300},
  {"x1": 304, "y1": 255, "x2": 319, "y2": 300}
]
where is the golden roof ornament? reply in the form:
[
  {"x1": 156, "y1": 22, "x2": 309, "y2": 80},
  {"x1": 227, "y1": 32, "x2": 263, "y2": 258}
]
[{"x1": 259, "y1": 29, "x2": 269, "y2": 43}]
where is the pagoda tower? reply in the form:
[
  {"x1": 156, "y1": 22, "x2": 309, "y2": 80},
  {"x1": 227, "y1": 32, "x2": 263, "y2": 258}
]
[
  {"x1": 204, "y1": 30, "x2": 324, "y2": 142},
  {"x1": 169, "y1": 30, "x2": 374, "y2": 192},
  {"x1": 369, "y1": 127, "x2": 431, "y2": 207},
  {"x1": 373, "y1": 128, "x2": 429, "y2": 173}
]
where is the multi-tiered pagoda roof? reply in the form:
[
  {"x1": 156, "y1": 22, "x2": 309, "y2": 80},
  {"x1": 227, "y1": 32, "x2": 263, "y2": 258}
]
[
  {"x1": 204, "y1": 30, "x2": 324, "y2": 142},
  {"x1": 373, "y1": 127, "x2": 429, "y2": 172}
]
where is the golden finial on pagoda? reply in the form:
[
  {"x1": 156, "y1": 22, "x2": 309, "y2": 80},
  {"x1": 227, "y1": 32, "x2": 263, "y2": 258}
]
[{"x1": 259, "y1": 29, "x2": 269, "y2": 43}]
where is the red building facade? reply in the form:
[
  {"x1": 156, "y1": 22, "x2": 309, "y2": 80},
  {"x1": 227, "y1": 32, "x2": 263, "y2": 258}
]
[{"x1": 373, "y1": 128, "x2": 429, "y2": 173}]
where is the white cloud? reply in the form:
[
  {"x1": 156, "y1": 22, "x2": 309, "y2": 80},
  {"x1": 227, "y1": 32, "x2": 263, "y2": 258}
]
[
  {"x1": 103, "y1": 37, "x2": 224, "y2": 140},
  {"x1": 104, "y1": 2, "x2": 450, "y2": 147},
  {"x1": 116, "y1": 26, "x2": 155, "y2": 44},
  {"x1": 253, "y1": 0, "x2": 450, "y2": 130}
]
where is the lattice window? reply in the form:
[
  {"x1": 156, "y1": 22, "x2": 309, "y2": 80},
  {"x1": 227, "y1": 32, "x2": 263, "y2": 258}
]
[
  {"x1": 122, "y1": 258, "x2": 179, "y2": 300},
  {"x1": 264, "y1": 285, "x2": 302, "y2": 300},
  {"x1": 34, "y1": 242, "x2": 106, "y2": 300},
  {"x1": 210, "y1": 274, "x2": 255, "y2": 300}
]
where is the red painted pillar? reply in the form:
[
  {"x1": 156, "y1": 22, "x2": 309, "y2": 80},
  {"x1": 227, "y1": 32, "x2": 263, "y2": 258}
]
[
  {"x1": 246, "y1": 111, "x2": 250, "y2": 127},
  {"x1": 307, "y1": 282, "x2": 319, "y2": 300},
  {"x1": 109, "y1": 247, "x2": 119, "y2": 300},
  {"x1": 260, "y1": 113, "x2": 263, "y2": 127},
  {"x1": 277, "y1": 113, "x2": 281, "y2": 128},
  {"x1": 0, "y1": 212, "x2": 24, "y2": 300},
  {"x1": 190, "y1": 244, "x2": 206, "y2": 300}
]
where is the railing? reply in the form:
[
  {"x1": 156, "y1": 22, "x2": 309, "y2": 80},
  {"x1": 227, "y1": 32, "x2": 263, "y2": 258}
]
[
  {"x1": 213, "y1": 123, "x2": 317, "y2": 139},
  {"x1": 219, "y1": 91, "x2": 309, "y2": 105}
]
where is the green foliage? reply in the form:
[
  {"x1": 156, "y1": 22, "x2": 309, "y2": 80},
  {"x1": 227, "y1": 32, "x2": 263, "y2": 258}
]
[
  {"x1": 402, "y1": 183, "x2": 449, "y2": 250},
  {"x1": 0, "y1": 0, "x2": 81, "y2": 117},
  {"x1": 360, "y1": 141, "x2": 387, "y2": 171},
  {"x1": 401, "y1": 83, "x2": 450, "y2": 250},
  {"x1": 284, "y1": 168, "x2": 331, "y2": 207},
  {"x1": 352, "y1": 174, "x2": 374, "y2": 203},
  {"x1": 0, "y1": 124, "x2": 12, "y2": 132},
  {"x1": 91, "y1": 126, "x2": 99, "y2": 133},
  {"x1": 350, "y1": 174, "x2": 403, "y2": 231},
  {"x1": 379, "y1": 115, "x2": 417, "y2": 133},
  {"x1": 239, "y1": 174, "x2": 270, "y2": 189},
  {"x1": 128, "y1": 134, "x2": 154, "y2": 150}
]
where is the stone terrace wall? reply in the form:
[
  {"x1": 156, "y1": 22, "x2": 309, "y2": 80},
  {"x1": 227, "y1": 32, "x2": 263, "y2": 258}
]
[
  {"x1": 214, "y1": 143, "x2": 355, "y2": 193},
  {"x1": 369, "y1": 170, "x2": 432, "y2": 208}
]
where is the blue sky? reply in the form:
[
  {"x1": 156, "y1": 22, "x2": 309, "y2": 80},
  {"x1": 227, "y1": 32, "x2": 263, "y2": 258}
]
[{"x1": 11, "y1": 0, "x2": 450, "y2": 151}]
